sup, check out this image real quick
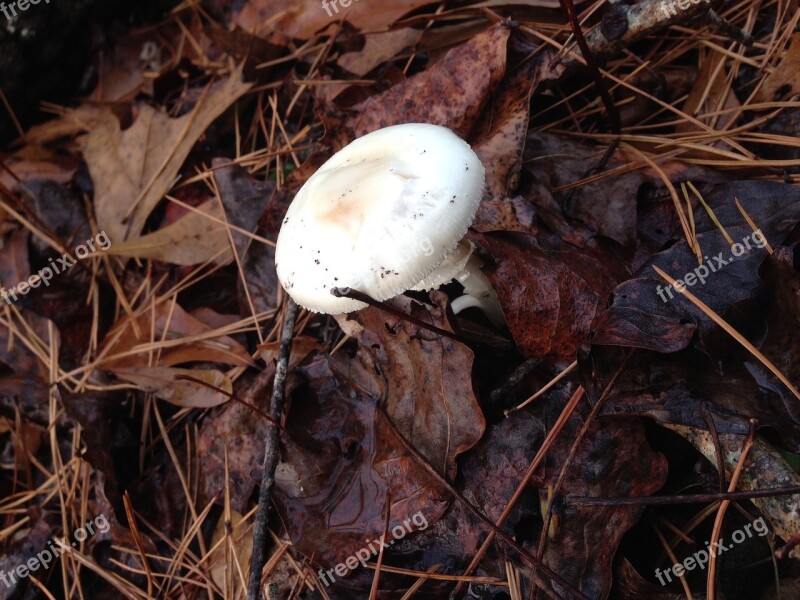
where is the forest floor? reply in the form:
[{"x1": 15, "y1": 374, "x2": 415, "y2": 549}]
[{"x1": 1, "y1": 1, "x2": 800, "y2": 599}]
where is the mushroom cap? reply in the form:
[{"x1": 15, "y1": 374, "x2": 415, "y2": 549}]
[{"x1": 275, "y1": 123, "x2": 485, "y2": 314}]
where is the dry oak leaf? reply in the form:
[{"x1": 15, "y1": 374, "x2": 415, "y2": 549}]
[
  {"x1": 233, "y1": 0, "x2": 438, "y2": 41},
  {"x1": 338, "y1": 28, "x2": 423, "y2": 77},
  {"x1": 80, "y1": 66, "x2": 251, "y2": 243},
  {"x1": 99, "y1": 301, "x2": 254, "y2": 370},
  {"x1": 111, "y1": 366, "x2": 233, "y2": 408},
  {"x1": 755, "y1": 32, "x2": 800, "y2": 102},
  {"x1": 106, "y1": 199, "x2": 232, "y2": 265}
]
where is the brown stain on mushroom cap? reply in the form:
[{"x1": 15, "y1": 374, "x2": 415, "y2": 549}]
[
  {"x1": 311, "y1": 162, "x2": 422, "y2": 239},
  {"x1": 315, "y1": 190, "x2": 366, "y2": 239}
]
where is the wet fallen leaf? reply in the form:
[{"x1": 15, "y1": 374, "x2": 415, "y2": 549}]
[
  {"x1": 273, "y1": 349, "x2": 452, "y2": 568},
  {"x1": 348, "y1": 24, "x2": 511, "y2": 139},
  {"x1": 541, "y1": 408, "x2": 668, "y2": 598},
  {"x1": 197, "y1": 337, "x2": 320, "y2": 511},
  {"x1": 338, "y1": 295, "x2": 485, "y2": 477},
  {"x1": 476, "y1": 232, "x2": 620, "y2": 361},
  {"x1": 593, "y1": 181, "x2": 800, "y2": 352},
  {"x1": 472, "y1": 58, "x2": 538, "y2": 232}
]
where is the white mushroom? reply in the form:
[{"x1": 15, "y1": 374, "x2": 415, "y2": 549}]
[{"x1": 274, "y1": 123, "x2": 505, "y2": 326}]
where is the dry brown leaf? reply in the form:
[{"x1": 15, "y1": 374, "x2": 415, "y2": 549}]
[
  {"x1": 0, "y1": 145, "x2": 80, "y2": 193},
  {"x1": 111, "y1": 366, "x2": 232, "y2": 408},
  {"x1": 21, "y1": 105, "x2": 107, "y2": 146},
  {"x1": 209, "y1": 510, "x2": 252, "y2": 594},
  {"x1": 257, "y1": 335, "x2": 322, "y2": 367},
  {"x1": 755, "y1": 32, "x2": 800, "y2": 102},
  {"x1": 106, "y1": 199, "x2": 232, "y2": 265},
  {"x1": 80, "y1": 66, "x2": 251, "y2": 242},
  {"x1": 233, "y1": 0, "x2": 438, "y2": 40},
  {"x1": 338, "y1": 28, "x2": 422, "y2": 77},
  {"x1": 100, "y1": 302, "x2": 254, "y2": 370},
  {"x1": 676, "y1": 49, "x2": 741, "y2": 142}
]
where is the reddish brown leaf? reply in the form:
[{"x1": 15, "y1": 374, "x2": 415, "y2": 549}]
[
  {"x1": 274, "y1": 351, "x2": 451, "y2": 566},
  {"x1": 476, "y1": 232, "x2": 619, "y2": 361},
  {"x1": 348, "y1": 24, "x2": 511, "y2": 139},
  {"x1": 472, "y1": 59, "x2": 537, "y2": 232},
  {"x1": 340, "y1": 295, "x2": 485, "y2": 477}
]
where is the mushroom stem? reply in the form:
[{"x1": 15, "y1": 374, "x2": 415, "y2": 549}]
[
  {"x1": 416, "y1": 241, "x2": 505, "y2": 327},
  {"x1": 449, "y1": 253, "x2": 506, "y2": 328}
]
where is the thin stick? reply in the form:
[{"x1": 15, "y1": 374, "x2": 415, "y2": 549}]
[
  {"x1": 557, "y1": 0, "x2": 621, "y2": 209},
  {"x1": 247, "y1": 298, "x2": 298, "y2": 600},
  {"x1": 707, "y1": 420, "x2": 756, "y2": 600},
  {"x1": 505, "y1": 360, "x2": 577, "y2": 415},
  {"x1": 331, "y1": 287, "x2": 463, "y2": 343},
  {"x1": 568, "y1": 485, "x2": 800, "y2": 506},
  {"x1": 558, "y1": 0, "x2": 621, "y2": 135}
]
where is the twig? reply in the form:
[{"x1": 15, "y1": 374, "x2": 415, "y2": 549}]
[
  {"x1": 567, "y1": 485, "x2": 800, "y2": 506},
  {"x1": 554, "y1": 0, "x2": 751, "y2": 72},
  {"x1": 331, "y1": 287, "x2": 465, "y2": 344},
  {"x1": 707, "y1": 420, "x2": 756, "y2": 599},
  {"x1": 706, "y1": 9, "x2": 754, "y2": 47},
  {"x1": 557, "y1": 0, "x2": 622, "y2": 210},
  {"x1": 558, "y1": 0, "x2": 621, "y2": 134},
  {"x1": 247, "y1": 298, "x2": 299, "y2": 600},
  {"x1": 175, "y1": 374, "x2": 281, "y2": 427},
  {"x1": 703, "y1": 410, "x2": 726, "y2": 494}
]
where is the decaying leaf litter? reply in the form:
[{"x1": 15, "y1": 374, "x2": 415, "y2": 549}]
[{"x1": 1, "y1": 0, "x2": 800, "y2": 598}]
